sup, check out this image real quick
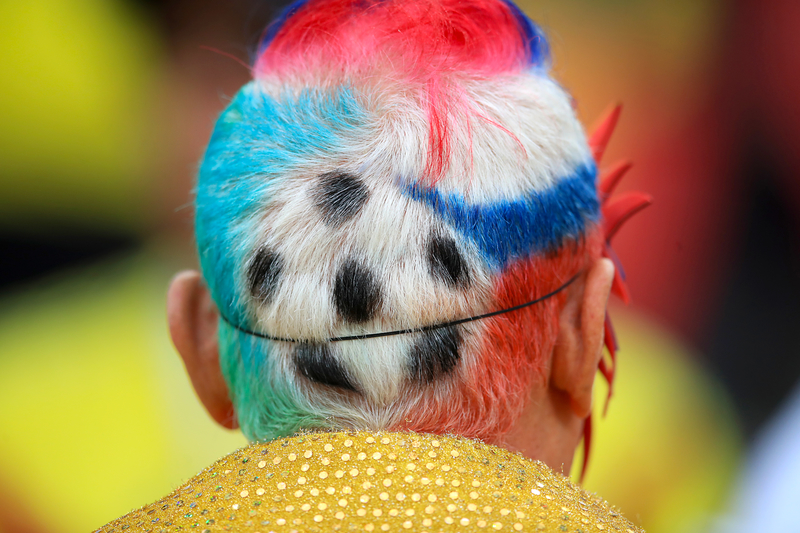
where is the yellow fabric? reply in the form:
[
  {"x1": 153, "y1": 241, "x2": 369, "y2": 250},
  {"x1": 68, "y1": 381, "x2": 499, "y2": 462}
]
[{"x1": 99, "y1": 431, "x2": 641, "y2": 533}]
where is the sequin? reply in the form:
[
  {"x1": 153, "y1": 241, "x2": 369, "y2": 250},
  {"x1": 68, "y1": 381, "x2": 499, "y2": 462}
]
[{"x1": 98, "y1": 431, "x2": 641, "y2": 533}]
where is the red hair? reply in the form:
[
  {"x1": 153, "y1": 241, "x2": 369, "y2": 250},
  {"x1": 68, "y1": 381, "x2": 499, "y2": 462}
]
[
  {"x1": 392, "y1": 228, "x2": 604, "y2": 441},
  {"x1": 255, "y1": 0, "x2": 548, "y2": 180}
]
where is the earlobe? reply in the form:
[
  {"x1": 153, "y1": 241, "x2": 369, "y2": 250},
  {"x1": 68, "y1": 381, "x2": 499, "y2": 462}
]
[
  {"x1": 167, "y1": 271, "x2": 238, "y2": 429},
  {"x1": 551, "y1": 258, "x2": 615, "y2": 418}
]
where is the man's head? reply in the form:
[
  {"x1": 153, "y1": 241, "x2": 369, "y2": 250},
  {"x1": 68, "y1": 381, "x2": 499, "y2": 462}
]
[{"x1": 168, "y1": 0, "x2": 615, "y2": 473}]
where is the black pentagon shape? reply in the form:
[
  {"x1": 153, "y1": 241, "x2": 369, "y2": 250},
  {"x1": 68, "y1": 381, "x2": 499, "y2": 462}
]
[
  {"x1": 333, "y1": 259, "x2": 382, "y2": 324},
  {"x1": 248, "y1": 247, "x2": 283, "y2": 304},
  {"x1": 312, "y1": 171, "x2": 369, "y2": 226},
  {"x1": 427, "y1": 233, "x2": 469, "y2": 287},
  {"x1": 295, "y1": 342, "x2": 358, "y2": 392},
  {"x1": 409, "y1": 326, "x2": 462, "y2": 383}
]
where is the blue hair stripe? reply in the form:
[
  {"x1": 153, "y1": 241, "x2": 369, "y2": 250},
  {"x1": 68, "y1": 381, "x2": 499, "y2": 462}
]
[{"x1": 402, "y1": 161, "x2": 599, "y2": 268}]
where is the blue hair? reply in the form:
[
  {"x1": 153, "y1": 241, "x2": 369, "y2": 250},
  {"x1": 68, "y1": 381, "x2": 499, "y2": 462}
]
[
  {"x1": 196, "y1": 82, "x2": 369, "y2": 327},
  {"x1": 402, "y1": 161, "x2": 599, "y2": 268}
]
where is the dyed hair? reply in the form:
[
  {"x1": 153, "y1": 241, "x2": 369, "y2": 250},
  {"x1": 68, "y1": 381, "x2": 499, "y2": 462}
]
[{"x1": 195, "y1": 0, "x2": 606, "y2": 445}]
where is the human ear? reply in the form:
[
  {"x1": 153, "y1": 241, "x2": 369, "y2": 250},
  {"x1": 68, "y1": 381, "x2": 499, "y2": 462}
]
[
  {"x1": 550, "y1": 258, "x2": 615, "y2": 418},
  {"x1": 167, "y1": 270, "x2": 238, "y2": 429}
]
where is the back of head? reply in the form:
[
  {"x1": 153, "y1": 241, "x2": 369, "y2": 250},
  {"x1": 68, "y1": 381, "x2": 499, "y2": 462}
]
[{"x1": 195, "y1": 0, "x2": 603, "y2": 444}]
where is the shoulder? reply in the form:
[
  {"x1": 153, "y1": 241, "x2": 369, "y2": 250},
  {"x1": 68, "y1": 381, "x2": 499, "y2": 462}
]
[{"x1": 98, "y1": 432, "x2": 642, "y2": 532}]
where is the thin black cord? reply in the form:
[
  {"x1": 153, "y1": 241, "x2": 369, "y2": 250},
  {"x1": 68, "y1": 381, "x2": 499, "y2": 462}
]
[{"x1": 219, "y1": 272, "x2": 581, "y2": 343}]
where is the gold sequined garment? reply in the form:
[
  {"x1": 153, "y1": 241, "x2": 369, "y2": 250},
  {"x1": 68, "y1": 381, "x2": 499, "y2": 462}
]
[{"x1": 98, "y1": 432, "x2": 642, "y2": 533}]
